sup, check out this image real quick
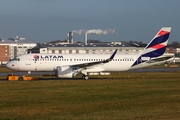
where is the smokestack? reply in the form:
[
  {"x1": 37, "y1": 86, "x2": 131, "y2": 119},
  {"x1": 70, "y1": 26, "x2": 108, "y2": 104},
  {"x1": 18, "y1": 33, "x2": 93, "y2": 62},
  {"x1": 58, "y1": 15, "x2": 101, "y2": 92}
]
[
  {"x1": 85, "y1": 33, "x2": 87, "y2": 45},
  {"x1": 72, "y1": 29, "x2": 116, "y2": 45},
  {"x1": 67, "y1": 32, "x2": 69, "y2": 44},
  {"x1": 67, "y1": 32, "x2": 73, "y2": 44},
  {"x1": 73, "y1": 29, "x2": 116, "y2": 35}
]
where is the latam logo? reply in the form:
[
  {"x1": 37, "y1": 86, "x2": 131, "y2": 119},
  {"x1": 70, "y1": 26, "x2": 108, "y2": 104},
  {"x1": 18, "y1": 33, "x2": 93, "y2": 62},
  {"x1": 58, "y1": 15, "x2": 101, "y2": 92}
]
[
  {"x1": 33, "y1": 55, "x2": 64, "y2": 59},
  {"x1": 33, "y1": 55, "x2": 39, "y2": 59}
]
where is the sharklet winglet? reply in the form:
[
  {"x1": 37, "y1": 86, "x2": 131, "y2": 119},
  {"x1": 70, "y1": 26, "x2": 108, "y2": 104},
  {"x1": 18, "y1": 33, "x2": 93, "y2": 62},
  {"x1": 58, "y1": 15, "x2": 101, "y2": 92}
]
[
  {"x1": 110, "y1": 49, "x2": 118, "y2": 60},
  {"x1": 103, "y1": 49, "x2": 118, "y2": 63}
]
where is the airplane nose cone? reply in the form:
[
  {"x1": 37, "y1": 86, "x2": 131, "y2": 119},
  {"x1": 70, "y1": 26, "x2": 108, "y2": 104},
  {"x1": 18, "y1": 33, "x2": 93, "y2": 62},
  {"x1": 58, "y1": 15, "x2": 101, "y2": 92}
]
[
  {"x1": 6, "y1": 62, "x2": 10, "y2": 68},
  {"x1": 6, "y1": 62, "x2": 13, "y2": 69}
]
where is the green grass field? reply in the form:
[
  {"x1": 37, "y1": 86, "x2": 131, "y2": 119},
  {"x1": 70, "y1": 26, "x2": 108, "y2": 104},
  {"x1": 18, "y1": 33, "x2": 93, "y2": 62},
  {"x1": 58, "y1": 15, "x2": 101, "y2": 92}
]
[{"x1": 0, "y1": 71, "x2": 180, "y2": 120}]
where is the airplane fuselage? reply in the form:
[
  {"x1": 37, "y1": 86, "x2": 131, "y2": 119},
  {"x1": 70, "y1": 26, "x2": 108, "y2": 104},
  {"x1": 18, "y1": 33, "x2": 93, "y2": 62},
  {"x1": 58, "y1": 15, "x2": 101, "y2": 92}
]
[
  {"x1": 5, "y1": 27, "x2": 172, "y2": 80},
  {"x1": 6, "y1": 53, "x2": 139, "y2": 72}
]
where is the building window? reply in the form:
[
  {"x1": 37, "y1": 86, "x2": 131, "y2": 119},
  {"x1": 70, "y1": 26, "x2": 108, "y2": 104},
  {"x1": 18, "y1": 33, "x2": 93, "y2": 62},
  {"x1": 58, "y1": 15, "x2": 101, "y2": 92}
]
[
  {"x1": 52, "y1": 50, "x2": 55, "y2": 53},
  {"x1": 76, "y1": 50, "x2": 79, "y2": 54}
]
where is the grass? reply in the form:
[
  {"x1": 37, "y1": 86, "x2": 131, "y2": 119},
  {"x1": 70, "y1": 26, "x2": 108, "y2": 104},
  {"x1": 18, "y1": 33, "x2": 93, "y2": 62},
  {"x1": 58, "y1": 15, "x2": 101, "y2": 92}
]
[
  {"x1": 1, "y1": 65, "x2": 180, "y2": 119},
  {"x1": 0, "y1": 71, "x2": 180, "y2": 120}
]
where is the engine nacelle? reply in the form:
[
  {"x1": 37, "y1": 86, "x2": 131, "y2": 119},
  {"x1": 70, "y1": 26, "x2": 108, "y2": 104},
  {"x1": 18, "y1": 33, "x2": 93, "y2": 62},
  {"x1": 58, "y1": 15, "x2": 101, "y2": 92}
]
[{"x1": 55, "y1": 66, "x2": 75, "y2": 78}]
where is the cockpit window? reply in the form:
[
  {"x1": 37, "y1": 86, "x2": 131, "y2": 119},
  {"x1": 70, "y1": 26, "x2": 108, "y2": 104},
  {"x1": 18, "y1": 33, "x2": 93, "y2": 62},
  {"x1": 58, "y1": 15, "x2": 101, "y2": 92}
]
[{"x1": 11, "y1": 57, "x2": 20, "y2": 61}]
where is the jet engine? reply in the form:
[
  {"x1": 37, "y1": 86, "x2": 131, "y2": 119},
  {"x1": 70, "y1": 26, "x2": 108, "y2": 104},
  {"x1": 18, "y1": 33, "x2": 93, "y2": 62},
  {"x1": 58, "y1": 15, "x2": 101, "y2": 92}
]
[{"x1": 55, "y1": 66, "x2": 76, "y2": 78}]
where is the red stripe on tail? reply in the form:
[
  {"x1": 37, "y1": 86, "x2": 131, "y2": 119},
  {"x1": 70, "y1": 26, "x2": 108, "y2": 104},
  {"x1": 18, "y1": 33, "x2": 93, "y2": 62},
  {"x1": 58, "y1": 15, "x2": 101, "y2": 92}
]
[
  {"x1": 158, "y1": 30, "x2": 169, "y2": 36},
  {"x1": 151, "y1": 44, "x2": 165, "y2": 49}
]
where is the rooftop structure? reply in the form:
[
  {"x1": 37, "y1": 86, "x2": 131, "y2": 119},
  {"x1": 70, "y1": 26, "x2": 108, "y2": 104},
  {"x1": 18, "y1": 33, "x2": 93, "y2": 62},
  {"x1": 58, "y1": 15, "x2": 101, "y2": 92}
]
[{"x1": 28, "y1": 42, "x2": 145, "y2": 54}]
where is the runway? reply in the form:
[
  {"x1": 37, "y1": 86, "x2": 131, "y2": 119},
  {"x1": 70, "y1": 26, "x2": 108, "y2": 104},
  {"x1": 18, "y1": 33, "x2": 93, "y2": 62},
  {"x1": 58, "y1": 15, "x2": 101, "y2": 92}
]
[
  {"x1": 0, "y1": 67, "x2": 180, "y2": 77},
  {"x1": 0, "y1": 71, "x2": 55, "y2": 76}
]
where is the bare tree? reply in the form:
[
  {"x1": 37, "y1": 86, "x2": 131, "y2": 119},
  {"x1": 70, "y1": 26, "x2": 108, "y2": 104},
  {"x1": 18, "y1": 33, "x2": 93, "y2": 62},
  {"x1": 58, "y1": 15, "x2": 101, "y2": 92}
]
[{"x1": 171, "y1": 41, "x2": 180, "y2": 48}]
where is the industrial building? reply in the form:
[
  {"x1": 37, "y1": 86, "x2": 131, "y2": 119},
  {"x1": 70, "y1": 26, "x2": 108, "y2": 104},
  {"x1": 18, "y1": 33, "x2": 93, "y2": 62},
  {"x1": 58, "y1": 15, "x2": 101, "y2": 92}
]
[
  {"x1": 28, "y1": 32, "x2": 146, "y2": 54},
  {"x1": 0, "y1": 37, "x2": 37, "y2": 64},
  {"x1": 28, "y1": 42, "x2": 144, "y2": 54}
]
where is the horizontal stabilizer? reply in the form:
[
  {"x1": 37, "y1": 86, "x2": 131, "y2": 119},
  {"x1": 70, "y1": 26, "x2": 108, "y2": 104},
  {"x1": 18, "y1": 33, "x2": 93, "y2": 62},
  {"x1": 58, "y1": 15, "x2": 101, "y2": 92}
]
[{"x1": 146, "y1": 55, "x2": 174, "y2": 63}]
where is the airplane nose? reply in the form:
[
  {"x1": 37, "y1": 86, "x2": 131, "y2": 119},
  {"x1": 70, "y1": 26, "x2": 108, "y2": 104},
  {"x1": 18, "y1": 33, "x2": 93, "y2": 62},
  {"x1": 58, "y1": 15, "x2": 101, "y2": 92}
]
[
  {"x1": 6, "y1": 62, "x2": 10, "y2": 68},
  {"x1": 6, "y1": 62, "x2": 13, "y2": 69}
]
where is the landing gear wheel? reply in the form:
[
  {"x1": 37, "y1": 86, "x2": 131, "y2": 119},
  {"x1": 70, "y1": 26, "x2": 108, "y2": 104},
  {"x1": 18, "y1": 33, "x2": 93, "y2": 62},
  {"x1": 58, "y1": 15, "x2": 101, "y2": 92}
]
[
  {"x1": 19, "y1": 77, "x2": 23, "y2": 81},
  {"x1": 82, "y1": 75, "x2": 89, "y2": 80},
  {"x1": 84, "y1": 75, "x2": 89, "y2": 80}
]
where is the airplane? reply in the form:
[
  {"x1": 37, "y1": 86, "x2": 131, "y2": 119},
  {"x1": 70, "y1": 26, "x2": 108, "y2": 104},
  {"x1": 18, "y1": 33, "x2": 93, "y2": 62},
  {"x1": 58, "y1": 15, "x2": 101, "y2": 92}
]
[{"x1": 6, "y1": 27, "x2": 173, "y2": 80}]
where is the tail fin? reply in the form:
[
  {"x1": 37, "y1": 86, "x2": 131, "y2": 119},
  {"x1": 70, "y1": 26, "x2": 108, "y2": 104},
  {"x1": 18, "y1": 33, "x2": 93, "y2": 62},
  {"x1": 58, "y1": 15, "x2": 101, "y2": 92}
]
[
  {"x1": 141, "y1": 27, "x2": 171, "y2": 58},
  {"x1": 132, "y1": 27, "x2": 171, "y2": 67}
]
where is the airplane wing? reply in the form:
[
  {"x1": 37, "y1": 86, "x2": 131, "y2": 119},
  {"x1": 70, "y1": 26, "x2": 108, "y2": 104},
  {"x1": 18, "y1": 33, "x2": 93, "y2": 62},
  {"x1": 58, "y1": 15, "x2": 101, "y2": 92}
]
[{"x1": 70, "y1": 49, "x2": 118, "y2": 68}]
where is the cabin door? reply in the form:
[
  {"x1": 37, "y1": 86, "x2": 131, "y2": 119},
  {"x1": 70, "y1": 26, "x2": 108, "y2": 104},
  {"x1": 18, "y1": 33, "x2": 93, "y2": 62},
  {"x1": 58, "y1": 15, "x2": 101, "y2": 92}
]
[{"x1": 26, "y1": 54, "x2": 31, "y2": 65}]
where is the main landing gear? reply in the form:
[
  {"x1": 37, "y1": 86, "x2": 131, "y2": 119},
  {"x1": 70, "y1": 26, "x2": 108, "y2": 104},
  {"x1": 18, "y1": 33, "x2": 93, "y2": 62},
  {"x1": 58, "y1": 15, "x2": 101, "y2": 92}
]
[{"x1": 82, "y1": 74, "x2": 89, "y2": 80}]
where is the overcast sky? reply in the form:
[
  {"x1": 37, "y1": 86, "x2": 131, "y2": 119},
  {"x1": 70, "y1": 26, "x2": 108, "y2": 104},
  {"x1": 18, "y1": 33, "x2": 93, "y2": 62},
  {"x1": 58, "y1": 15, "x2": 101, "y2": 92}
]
[{"x1": 0, "y1": 0, "x2": 179, "y2": 43}]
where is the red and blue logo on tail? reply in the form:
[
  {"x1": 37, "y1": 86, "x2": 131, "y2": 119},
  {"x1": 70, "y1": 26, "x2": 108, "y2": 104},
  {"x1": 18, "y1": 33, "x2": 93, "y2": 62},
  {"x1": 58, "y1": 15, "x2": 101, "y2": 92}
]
[{"x1": 132, "y1": 27, "x2": 171, "y2": 66}]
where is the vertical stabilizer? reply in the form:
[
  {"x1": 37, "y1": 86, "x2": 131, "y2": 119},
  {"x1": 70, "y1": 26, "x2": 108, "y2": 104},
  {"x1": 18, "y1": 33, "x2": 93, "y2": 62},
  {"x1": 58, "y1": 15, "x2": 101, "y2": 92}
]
[
  {"x1": 132, "y1": 27, "x2": 171, "y2": 67},
  {"x1": 141, "y1": 27, "x2": 171, "y2": 57}
]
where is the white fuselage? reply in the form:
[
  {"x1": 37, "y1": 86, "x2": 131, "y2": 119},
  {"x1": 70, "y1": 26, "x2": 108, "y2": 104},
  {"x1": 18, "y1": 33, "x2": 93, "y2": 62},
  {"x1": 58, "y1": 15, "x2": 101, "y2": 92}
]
[
  {"x1": 6, "y1": 53, "x2": 167, "y2": 72},
  {"x1": 6, "y1": 53, "x2": 138, "y2": 72}
]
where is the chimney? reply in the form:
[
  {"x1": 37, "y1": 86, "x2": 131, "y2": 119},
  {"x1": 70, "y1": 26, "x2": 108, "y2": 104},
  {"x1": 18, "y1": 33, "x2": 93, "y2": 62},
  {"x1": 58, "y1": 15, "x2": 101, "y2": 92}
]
[
  {"x1": 85, "y1": 33, "x2": 87, "y2": 45},
  {"x1": 67, "y1": 32, "x2": 73, "y2": 44}
]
